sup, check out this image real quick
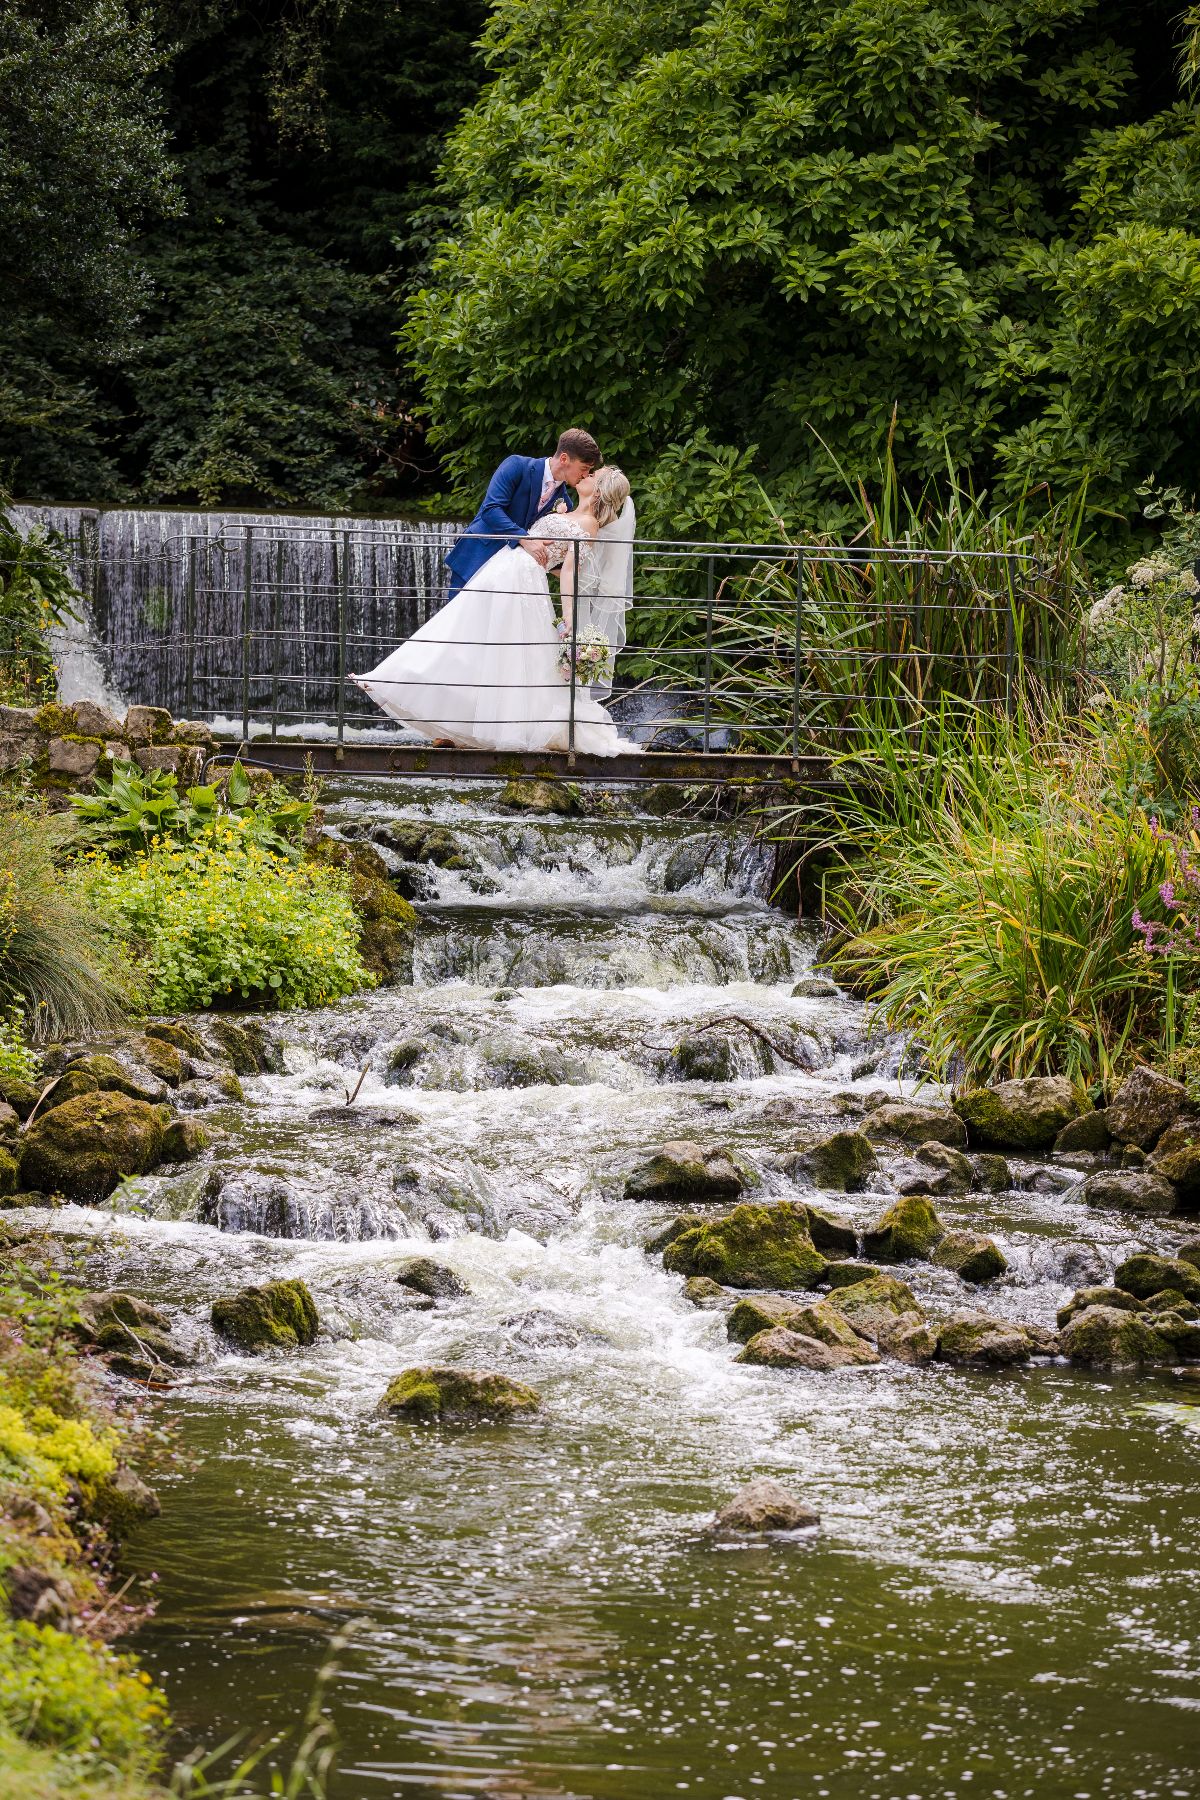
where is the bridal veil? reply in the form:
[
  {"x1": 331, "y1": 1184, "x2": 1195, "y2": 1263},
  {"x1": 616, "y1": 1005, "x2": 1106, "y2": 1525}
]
[{"x1": 585, "y1": 498, "x2": 636, "y2": 700}]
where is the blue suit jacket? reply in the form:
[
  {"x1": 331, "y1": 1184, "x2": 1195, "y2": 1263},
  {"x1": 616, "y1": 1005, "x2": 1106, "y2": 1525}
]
[{"x1": 445, "y1": 454, "x2": 572, "y2": 596}]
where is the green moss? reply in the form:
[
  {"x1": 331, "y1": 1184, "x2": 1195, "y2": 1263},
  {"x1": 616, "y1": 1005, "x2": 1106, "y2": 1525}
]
[
  {"x1": 34, "y1": 703, "x2": 77, "y2": 737},
  {"x1": 160, "y1": 1118, "x2": 208, "y2": 1161},
  {"x1": 726, "y1": 1294, "x2": 804, "y2": 1343},
  {"x1": 1114, "y1": 1253, "x2": 1200, "y2": 1302},
  {"x1": 794, "y1": 1132, "x2": 877, "y2": 1193},
  {"x1": 931, "y1": 1231, "x2": 1008, "y2": 1283},
  {"x1": 862, "y1": 1195, "x2": 946, "y2": 1262},
  {"x1": 143, "y1": 1021, "x2": 209, "y2": 1061},
  {"x1": 0, "y1": 1151, "x2": 18, "y2": 1196},
  {"x1": 378, "y1": 1365, "x2": 541, "y2": 1422},
  {"x1": 131, "y1": 1037, "x2": 185, "y2": 1085},
  {"x1": 662, "y1": 1201, "x2": 827, "y2": 1289},
  {"x1": 210, "y1": 1278, "x2": 319, "y2": 1351},
  {"x1": 826, "y1": 1274, "x2": 924, "y2": 1344},
  {"x1": 1056, "y1": 1285, "x2": 1144, "y2": 1327},
  {"x1": 1059, "y1": 1304, "x2": 1173, "y2": 1366},
  {"x1": 19, "y1": 1093, "x2": 167, "y2": 1202}
]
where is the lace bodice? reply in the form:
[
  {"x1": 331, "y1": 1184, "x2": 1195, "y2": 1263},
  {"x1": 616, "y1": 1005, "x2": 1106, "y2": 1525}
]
[{"x1": 529, "y1": 513, "x2": 599, "y2": 591}]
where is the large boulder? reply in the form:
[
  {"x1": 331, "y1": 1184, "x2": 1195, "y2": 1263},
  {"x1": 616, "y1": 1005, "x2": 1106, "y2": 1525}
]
[
  {"x1": 861, "y1": 1195, "x2": 945, "y2": 1262},
  {"x1": 825, "y1": 1273, "x2": 924, "y2": 1346},
  {"x1": 709, "y1": 1477, "x2": 819, "y2": 1535},
  {"x1": 862, "y1": 1101, "x2": 967, "y2": 1149},
  {"x1": 787, "y1": 1131, "x2": 876, "y2": 1193},
  {"x1": 1059, "y1": 1305, "x2": 1173, "y2": 1367},
  {"x1": 1106, "y1": 1067, "x2": 1194, "y2": 1150},
  {"x1": 378, "y1": 1366, "x2": 540, "y2": 1422},
  {"x1": 1113, "y1": 1253, "x2": 1200, "y2": 1303},
  {"x1": 932, "y1": 1231, "x2": 1007, "y2": 1283},
  {"x1": 735, "y1": 1328, "x2": 868, "y2": 1370},
  {"x1": 727, "y1": 1295, "x2": 804, "y2": 1343},
  {"x1": 661, "y1": 1202, "x2": 827, "y2": 1290},
  {"x1": 211, "y1": 1278, "x2": 319, "y2": 1351},
  {"x1": 954, "y1": 1076, "x2": 1087, "y2": 1151},
  {"x1": 624, "y1": 1140, "x2": 744, "y2": 1203},
  {"x1": 1083, "y1": 1169, "x2": 1178, "y2": 1216},
  {"x1": 20, "y1": 1092, "x2": 168, "y2": 1201},
  {"x1": 62, "y1": 1052, "x2": 167, "y2": 1105},
  {"x1": 1151, "y1": 1119, "x2": 1200, "y2": 1205},
  {"x1": 936, "y1": 1312, "x2": 1032, "y2": 1367},
  {"x1": 1053, "y1": 1112, "x2": 1112, "y2": 1154}
]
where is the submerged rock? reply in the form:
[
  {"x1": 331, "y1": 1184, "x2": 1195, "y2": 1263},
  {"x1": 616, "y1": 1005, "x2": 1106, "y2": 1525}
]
[
  {"x1": 1106, "y1": 1067, "x2": 1194, "y2": 1151},
  {"x1": 661, "y1": 1202, "x2": 827, "y2": 1290},
  {"x1": 624, "y1": 1140, "x2": 744, "y2": 1203},
  {"x1": 1113, "y1": 1253, "x2": 1200, "y2": 1303},
  {"x1": 378, "y1": 1366, "x2": 540, "y2": 1422},
  {"x1": 669, "y1": 1034, "x2": 737, "y2": 1083},
  {"x1": 211, "y1": 1278, "x2": 319, "y2": 1351},
  {"x1": 955, "y1": 1076, "x2": 1086, "y2": 1151},
  {"x1": 932, "y1": 1231, "x2": 1007, "y2": 1283},
  {"x1": 936, "y1": 1312, "x2": 1032, "y2": 1367},
  {"x1": 20, "y1": 1092, "x2": 168, "y2": 1202},
  {"x1": 394, "y1": 1257, "x2": 470, "y2": 1300},
  {"x1": 1059, "y1": 1305, "x2": 1173, "y2": 1367},
  {"x1": 862, "y1": 1101, "x2": 967, "y2": 1149},
  {"x1": 1083, "y1": 1169, "x2": 1178, "y2": 1216},
  {"x1": 788, "y1": 1131, "x2": 877, "y2": 1194},
  {"x1": 735, "y1": 1327, "x2": 867, "y2": 1370},
  {"x1": 861, "y1": 1195, "x2": 945, "y2": 1262},
  {"x1": 503, "y1": 1310, "x2": 606, "y2": 1348},
  {"x1": 710, "y1": 1476, "x2": 820, "y2": 1535}
]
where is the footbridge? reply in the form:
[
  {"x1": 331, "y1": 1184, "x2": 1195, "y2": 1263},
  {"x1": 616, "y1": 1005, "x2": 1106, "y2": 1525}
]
[{"x1": 64, "y1": 520, "x2": 1075, "y2": 788}]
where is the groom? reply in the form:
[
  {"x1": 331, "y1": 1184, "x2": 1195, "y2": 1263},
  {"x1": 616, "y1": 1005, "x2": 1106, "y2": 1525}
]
[{"x1": 445, "y1": 428, "x2": 602, "y2": 598}]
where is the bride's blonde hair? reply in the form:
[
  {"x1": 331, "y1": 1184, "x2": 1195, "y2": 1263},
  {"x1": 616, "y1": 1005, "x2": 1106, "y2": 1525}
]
[{"x1": 592, "y1": 466, "x2": 630, "y2": 530}]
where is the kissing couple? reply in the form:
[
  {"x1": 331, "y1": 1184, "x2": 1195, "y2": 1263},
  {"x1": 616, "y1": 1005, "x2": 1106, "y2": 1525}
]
[{"x1": 353, "y1": 429, "x2": 637, "y2": 756}]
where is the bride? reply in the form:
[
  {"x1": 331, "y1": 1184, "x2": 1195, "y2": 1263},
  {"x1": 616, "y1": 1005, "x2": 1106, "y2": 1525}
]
[{"x1": 351, "y1": 467, "x2": 637, "y2": 755}]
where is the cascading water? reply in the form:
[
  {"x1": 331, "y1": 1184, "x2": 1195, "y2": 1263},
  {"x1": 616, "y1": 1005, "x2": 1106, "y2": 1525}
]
[
  {"x1": 13, "y1": 505, "x2": 460, "y2": 722},
  {"x1": 28, "y1": 779, "x2": 1200, "y2": 1799}
]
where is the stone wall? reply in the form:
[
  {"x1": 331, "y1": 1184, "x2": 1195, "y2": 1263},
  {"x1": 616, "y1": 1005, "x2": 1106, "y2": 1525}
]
[{"x1": 0, "y1": 701, "x2": 217, "y2": 795}]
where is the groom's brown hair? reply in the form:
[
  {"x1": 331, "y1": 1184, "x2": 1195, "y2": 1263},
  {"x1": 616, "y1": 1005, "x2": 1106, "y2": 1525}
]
[{"x1": 556, "y1": 428, "x2": 601, "y2": 467}]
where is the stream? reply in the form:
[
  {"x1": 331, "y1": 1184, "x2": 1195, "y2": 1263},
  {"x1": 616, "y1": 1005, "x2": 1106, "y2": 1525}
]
[{"x1": 39, "y1": 779, "x2": 1200, "y2": 1798}]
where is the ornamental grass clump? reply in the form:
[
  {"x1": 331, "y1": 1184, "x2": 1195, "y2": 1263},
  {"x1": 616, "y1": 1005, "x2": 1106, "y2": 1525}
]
[{"x1": 85, "y1": 821, "x2": 372, "y2": 1013}]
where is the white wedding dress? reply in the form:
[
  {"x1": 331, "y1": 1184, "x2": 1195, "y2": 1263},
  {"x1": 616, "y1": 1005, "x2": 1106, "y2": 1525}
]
[{"x1": 352, "y1": 513, "x2": 637, "y2": 755}]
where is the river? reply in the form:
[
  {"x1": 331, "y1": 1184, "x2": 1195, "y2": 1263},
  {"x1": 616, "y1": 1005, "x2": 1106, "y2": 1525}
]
[{"x1": 48, "y1": 776, "x2": 1200, "y2": 1799}]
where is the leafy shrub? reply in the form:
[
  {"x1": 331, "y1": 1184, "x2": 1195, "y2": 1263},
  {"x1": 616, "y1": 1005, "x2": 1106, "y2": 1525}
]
[
  {"x1": 0, "y1": 806, "x2": 129, "y2": 1041},
  {"x1": 0, "y1": 1003, "x2": 38, "y2": 1088},
  {"x1": 85, "y1": 824, "x2": 372, "y2": 1011},
  {"x1": 0, "y1": 1623, "x2": 166, "y2": 1771},
  {"x1": 0, "y1": 499, "x2": 81, "y2": 706},
  {"x1": 72, "y1": 757, "x2": 313, "y2": 860}
]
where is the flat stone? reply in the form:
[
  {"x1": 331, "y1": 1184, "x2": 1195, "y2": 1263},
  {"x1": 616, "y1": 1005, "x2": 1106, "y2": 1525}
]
[
  {"x1": 134, "y1": 744, "x2": 185, "y2": 774},
  {"x1": 1083, "y1": 1169, "x2": 1178, "y2": 1216},
  {"x1": 822, "y1": 1260, "x2": 882, "y2": 1288},
  {"x1": 891, "y1": 1154, "x2": 964, "y2": 1198},
  {"x1": 1107, "y1": 1067, "x2": 1194, "y2": 1150},
  {"x1": 47, "y1": 736, "x2": 100, "y2": 778},
  {"x1": 709, "y1": 1477, "x2": 820, "y2": 1535}
]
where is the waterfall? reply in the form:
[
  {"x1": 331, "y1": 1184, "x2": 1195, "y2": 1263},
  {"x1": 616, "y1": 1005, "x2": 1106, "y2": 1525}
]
[{"x1": 11, "y1": 504, "x2": 463, "y2": 723}]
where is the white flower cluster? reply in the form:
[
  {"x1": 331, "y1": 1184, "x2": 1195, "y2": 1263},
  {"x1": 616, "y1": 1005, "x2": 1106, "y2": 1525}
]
[{"x1": 1129, "y1": 553, "x2": 1175, "y2": 588}]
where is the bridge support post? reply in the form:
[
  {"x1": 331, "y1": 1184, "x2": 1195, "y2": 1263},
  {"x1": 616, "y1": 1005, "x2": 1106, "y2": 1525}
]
[
  {"x1": 703, "y1": 554, "x2": 714, "y2": 753},
  {"x1": 270, "y1": 538, "x2": 284, "y2": 741},
  {"x1": 791, "y1": 551, "x2": 804, "y2": 771},
  {"x1": 241, "y1": 525, "x2": 252, "y2": 741},
  {"x1": 184, "y1": 535, "x2": 196, "y2": 718},
  {"x1": 337, "y1": 528, "x2": 349, "y2": 745}
]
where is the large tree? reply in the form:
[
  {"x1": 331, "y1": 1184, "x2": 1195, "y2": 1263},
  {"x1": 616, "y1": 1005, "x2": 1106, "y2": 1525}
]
[{"x1": 406, "y1": 0, "x2": 1198, "y2": 535}]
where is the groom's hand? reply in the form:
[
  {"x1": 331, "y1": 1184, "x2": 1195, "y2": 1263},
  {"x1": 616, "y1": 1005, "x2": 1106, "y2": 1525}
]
[{"x1": 520, "y1": 537, "x2": 551, "y2": 567}]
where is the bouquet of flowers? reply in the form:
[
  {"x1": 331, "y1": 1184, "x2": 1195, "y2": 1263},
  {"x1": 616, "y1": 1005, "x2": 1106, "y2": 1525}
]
[{"x1": 556, "y1": 622, "x2": 614, "y2": 687}]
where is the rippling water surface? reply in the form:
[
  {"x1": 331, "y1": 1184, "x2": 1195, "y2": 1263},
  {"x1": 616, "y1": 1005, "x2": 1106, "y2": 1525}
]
[{"x1": 42, "y1": 780, "x2": 1200, "y2": 1797}]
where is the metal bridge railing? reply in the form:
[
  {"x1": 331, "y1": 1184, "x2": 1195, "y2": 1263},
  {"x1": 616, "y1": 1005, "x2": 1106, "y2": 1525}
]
[{"x1": 51, "y1": 524, "x2": 1081, "y2": 763}]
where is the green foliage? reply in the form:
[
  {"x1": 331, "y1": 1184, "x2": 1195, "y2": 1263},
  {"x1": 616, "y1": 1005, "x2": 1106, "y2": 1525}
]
[
  {"x1": 0, "y1": 1003, "x2": 40, "y2": 1088},
  {"x1": 85, "y1": 826, "x2": 372, "y2": 1011},
  {"x1": 71, "y1": 760, "x2": 313, "y2": 861},
  {"x1": 0, "y1": 806, "x2": 129, "y2": 1041},
  {"x1": 0, "y1": 1624, "x2": 165, "y2": 1769},
  {"x1": 0, "y1": 499, "x2": 81, "y2": 704},
  {"x1": 407, "y1": 0, "x2": 1197, "y2": 534}
]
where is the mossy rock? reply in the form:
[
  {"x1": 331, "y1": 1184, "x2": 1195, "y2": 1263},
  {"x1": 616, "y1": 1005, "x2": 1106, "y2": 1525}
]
[
  {"x1": 197, "y1": 1017, "x2": 261, "y2": 1072},
  {"x1": 861, "y1": 1195, "x2": 945, "y2": 1262},
  {"x1": 1059, "y1": 1304, "x2": 1173, "y2": 1367},
  {"x1": 735, "y1": 1327, "x2": 866, "y2": 1370},
  {"x1": 643, "y1": 1212, "x2": 708, "y2": 1254},
  {"x1": 1083, "y1": 1169, "x2": 1178, "y2": 1216},
  {"x1": 726, "y1": 1293, "x2": 804, "y2": 1343},
  {"x1": 826, "y1": 1274, "x2": 924, "y2": 1345},
  {"x1": 1113, "y1": 1253, "x2": 1200, "y2": 1303},
  {"x1": 862, "y1": 1101, "x2": 967, "y2": 1149},
  {"x1": 498, "y1": 779, "x2": 582, "y2": 814},
  {"x1": 378, "y1": 1366, "x2": 540, "y2": 1422},
  {"x1": 0, "y1": 1150, "x2": 19, "y2": 1196},
  {"x1": 683, "y1": 1274, "x2": 727, "y2": 1306},
  {"x1": 625, "y1": 1140, "x2": 744, "y2": 1203},
  {"x1": 394, "y1": 1257, "x2": 469, "y2": 1299},
  {"x1": 19, "y1": 1092, "x2": 167, "y2": 1202},
  {"x1": 161, "y1": 1118, "x2": 209, "y2": 1161},
  {"x1": 710, "y1": 1477, "x2": 820, "y2": 1535},
  {"x1": 1106, "y1": 1067, "x2": 1193, "y2": 1150},
  {"x1": 74, "y1": 1289, "x2": 187, "y2": 1379},
  {"x1": 1056, "y1": 1286, "x2": 1145, "y2": 1328},
  {"x1": 803, "y1": 1205, "x2": 858, "y2": 1256},
  {"x1": 89, "y1": 1466, "x2": 161, "y2": 1535},
  {"x1": 786, "y1": 1299, "x2": 880, "y2": 1364},
  {"x1": 669, "y1": 1033, "x2": 736, "y2": 1083},
  {"x1": 0, "y1": 1077, "x2": 40, "y2": 1120},
  {"x1": 662, "y1": 1201, "x2": 827, "y2": 1290},
  {"x1": 791, "y1": 1130, "x2": 877, "y2": 1193},
  {"x1": 954, "y1": 1076, "x2": 1086, "y2": 1151},
  {"x1": 35, "y1": 700, "x2": 79, "y2": 737},
  {"x1": 44, "y1": 1068, "x2": 99, "y2": 1110},
  {"x1": 1151, "y1": 1119, "x2": 1200, "y2": 1205},
  {"x1": 971, "y1": 1153, "x2": 1012, "y2": 1192},
  {"x1": 65, "y1": 1052, "x2": 167, "y2": 1105},
  {"x1": 931, "y1": 1230, "x2": 1007, "y2": 1283},
  {"x1": 310, "y1": 837, "x2": 418, "y2": 984},
  {"x1": 144, "y1": 1019, "x2": 211, "y2": 1062},
  {"x1": 904, "y1": 1142, "x2": 973, "y2": 1194},
  {"x1": 131, "y1": 1035, "x2": 187, "y2": 1085},
  {"x1": 1053, "y1": 1111, "x2": 1112, "y2": 1154},
  {"x1": 823, "y1": 1259, "x2": 882, "y2": 1289},
  {"x1": 936, "y1": 1312, "x2": 1033, "y2": 1367},
  {"x1": 211, "y1": 1278, "x2": 319, "y2": 1351}
]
